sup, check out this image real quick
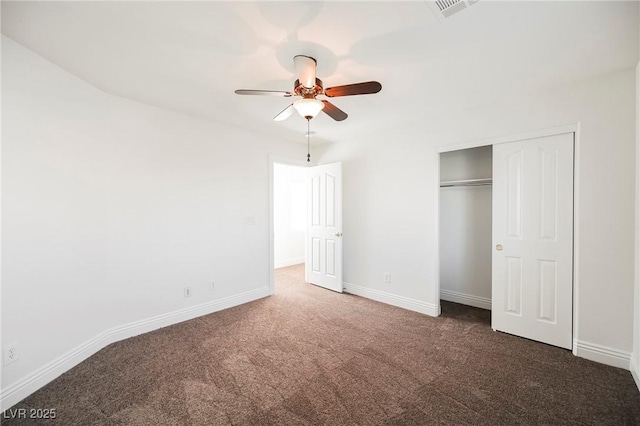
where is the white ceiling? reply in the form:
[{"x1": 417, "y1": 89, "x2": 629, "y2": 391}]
[{"x1": 2, "y1": 1, "x2": 639, "y2": 145}]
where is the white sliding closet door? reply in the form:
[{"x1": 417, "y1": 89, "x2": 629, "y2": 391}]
[{"x1": 492, "y1": 133, "x2": 574, "y2": 349}]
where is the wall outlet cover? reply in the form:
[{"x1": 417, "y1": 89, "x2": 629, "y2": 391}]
[{"x1": 3, "y1": 344, "x2": 19, "y2": 366}]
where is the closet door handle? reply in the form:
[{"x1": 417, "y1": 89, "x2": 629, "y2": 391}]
[{"x1": 496, "y1": 244, "x2": 503, "y2": 251}]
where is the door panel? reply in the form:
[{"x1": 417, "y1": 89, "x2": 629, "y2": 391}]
[
  {"x1": 311, "y1": 237, "x2": 321, "y2": 272},
  {"x1": 306, "y1": 162, "x2": 343, "y2": 292},
  {"x1": 326, "y1": 239, "x2": 336, "y2": 276},
  {"x1": 539, "y1": 148, "x2": 558, "y2": 240},
  {"x1": 538, "y1": 260, "x2": 557, "y2": 322},
  {"x1": 506, "y1": 256, "x2": 522, "y2": 315},
  {"x1": 493, "y1": 133, "x2": 573, "y2": 349},
  {"x1": 311, "y1": 175, "x2": 320, "y2": 226},
  {"x1": 507, "y1": 151, "x2": 523, "y2": 239},
  {"x1": 326, "y1": 174, "x2": 336, "y2": 227}
]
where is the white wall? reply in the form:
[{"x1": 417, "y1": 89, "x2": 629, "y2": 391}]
[
  {"x1": 440, "y1": 146, "x2": 493, "y2": 182},
  {"x1": 1, "y1": 36, "x2": 307, "y2": 408},
  {"x1": 274, "y1": 163, "x2": 306, "y2": 268},
  {"x1": 319, "y1": 67, "x2": 637, "y2": 368},
  {"x1": 439, "y1": 147, "x2": 492, "y2": 310},
  {"x1": 632, "y1": 16, "x2": 640, "y2": 388}
]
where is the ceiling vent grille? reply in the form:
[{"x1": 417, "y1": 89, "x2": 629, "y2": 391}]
[
  {"x1": 427, "y1": 0, "x2": 479, "y2": 22},
  {"x1": 436, "y1": 0, "x2": 466, "y2": 18}
]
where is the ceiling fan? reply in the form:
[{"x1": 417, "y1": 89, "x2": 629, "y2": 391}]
[{"x1": 234, "y1": 55, "x2": 382, "y2": 122}]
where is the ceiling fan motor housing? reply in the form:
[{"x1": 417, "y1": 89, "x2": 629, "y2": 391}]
[{"x1": 294, "y1": 78, "x2": 324, "y2": 97}]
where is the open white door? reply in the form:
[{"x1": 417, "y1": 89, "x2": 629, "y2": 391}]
[
  {"x1": 492, "y1": 133, "x2": 574, "y2": 349},
  {"x1": 306, "y1": 162, "x2": 343, "y2": 292}
]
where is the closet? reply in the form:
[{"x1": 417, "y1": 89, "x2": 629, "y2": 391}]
[
  {"x1": 439, "y1": 133, "x2": 574, "y2": 349},
  {"x1": 439, "y1": 146, "x2": 492, "y2": 310}
]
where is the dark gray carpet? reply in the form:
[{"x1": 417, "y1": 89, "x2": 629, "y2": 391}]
[{"x1": 3, "y1": 264, "x2": 640, "y2": 425}]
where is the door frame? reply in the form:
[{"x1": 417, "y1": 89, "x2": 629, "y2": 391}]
[
  {"x1": 268, "y1": 155, "x2": 310, "y2": 295},
  {"x1": 435, "y1": 123, "x2": 581, "y2": 354}
]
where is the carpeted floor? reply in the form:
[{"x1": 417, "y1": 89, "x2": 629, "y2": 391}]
[{"x1": 3, "y1": 264, "x2": 640, "y2": 425}]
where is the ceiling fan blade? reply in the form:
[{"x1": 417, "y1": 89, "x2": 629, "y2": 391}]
[
  {"x1": 321, "y1": 100, "x2": 348, "y2": 121},
  {"x1": 324, "y1": 81, "x2": 382, "y2": 97},
  {"x1": 273, "y1": 104, "x2": 294, "y2": 121},
  {"x1": 293, "y1": 55, "x2": 317, "y2": 89},
  {"x1": 235, "y1": 89, "x2": 292, "y2": 97}
]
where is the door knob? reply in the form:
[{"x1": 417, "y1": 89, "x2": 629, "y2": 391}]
[
  {"x1": 334, "y1": 232, "x2": 343, "y2": 237},
  {"x1": 496, "y1": 244, "x2": 503, "y2": 251}
]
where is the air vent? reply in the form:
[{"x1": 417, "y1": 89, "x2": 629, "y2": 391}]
[
  {"x1": 427, "y1": 0, "x2": 479, "y2": 22},
  {"x1": 436, "y1": 0, "x2": 466, "y2": 17}
]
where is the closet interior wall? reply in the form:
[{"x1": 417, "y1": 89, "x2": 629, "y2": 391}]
[{"x1": 439, "y1": 146, "x2": 493, "y2": 310}]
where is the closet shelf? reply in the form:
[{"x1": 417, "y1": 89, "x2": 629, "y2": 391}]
[{"x1": 440, "y1": 178, "x2": 492, "y2": 188}]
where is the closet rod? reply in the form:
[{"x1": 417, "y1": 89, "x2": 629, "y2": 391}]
[{"x1": 439, "y1": 178, "x2": 492, "y2": 188}]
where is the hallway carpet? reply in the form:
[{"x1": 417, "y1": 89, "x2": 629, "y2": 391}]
[{"x1": 3, "y1": 264, "x2": 640, "y2": 425}]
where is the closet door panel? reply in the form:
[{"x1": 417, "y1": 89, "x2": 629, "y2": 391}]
[{"x1": 492, "y1": 133, "x2": 573, "y2": 350}]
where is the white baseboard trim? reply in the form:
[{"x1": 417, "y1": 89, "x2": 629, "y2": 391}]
[
  {"x1": 0, "y1": 287, "x2": 270, "y2": 411},
  {"x1": 343, "y1": 282, "x2": 439, "y2": 317},
  {"x1": 274, "y1": 257, "x2": 305, "y2": 269},
  {"x1": 574, "y1": 339, "x2": 631, "y2": 370},
  {"x1": 440, "y1": 289, "x2": 491, "y2": 311},
  {"x1": 631, "y1": 355, "x2": 640, "y2": 392}
]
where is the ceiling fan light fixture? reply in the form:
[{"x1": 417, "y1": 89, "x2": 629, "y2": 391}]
[{"x1": 293, "y1": 98, "x2": 324, "y2": 119}]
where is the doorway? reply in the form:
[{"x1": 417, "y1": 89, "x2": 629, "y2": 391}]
[
  {"x1": 439, "y1": 145, "x2": 493, "y2": 310},
  {"x1": 273, "y1": 162, "x2": 307, "y2": 292}
]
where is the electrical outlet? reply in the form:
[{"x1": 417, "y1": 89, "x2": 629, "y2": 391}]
[
  {"x1": 384, "y1": 273, "x2": 391, "y2": 283},
  {"x1": 210, "y1": 282, "x2": 215, "y2": 291},
  {"x1": 184, "y1": 287, "x2": 192, "y2": 298},
  {"x1": 3, "y1": 344, "x2": 19, "y2": 366}
]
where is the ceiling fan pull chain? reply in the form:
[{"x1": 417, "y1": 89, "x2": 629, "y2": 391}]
[{"x1": 307, "y1": 119, "x2": 311, "y2": 163}]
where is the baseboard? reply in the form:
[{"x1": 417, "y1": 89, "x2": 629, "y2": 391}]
[
  {"x1": 274, "y1": 257, "x2": 305, "y2": 269},
  {"x1": 574, "y1": 339, "x2": 631, "y2": 370},
  {"x1": 0, "y1": 287, "x2": 270, "y2": 411},
  {"x1": 440, "y1": 289, "x2": 491, "y2": 310},
  {"x1": 631, "y1": 355, "x2": 640, "y2": 392},
  {"x1": 343, "y1": 282, "x2": 439, "y2": 317}
]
